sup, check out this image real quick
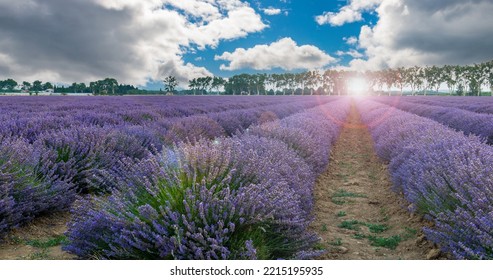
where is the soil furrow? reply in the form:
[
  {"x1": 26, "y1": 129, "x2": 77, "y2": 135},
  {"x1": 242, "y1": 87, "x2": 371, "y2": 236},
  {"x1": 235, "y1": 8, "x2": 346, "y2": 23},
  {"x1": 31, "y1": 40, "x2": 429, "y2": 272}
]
[{"x1": 311, "y1": 101, "x2": 438, "y2": 260}]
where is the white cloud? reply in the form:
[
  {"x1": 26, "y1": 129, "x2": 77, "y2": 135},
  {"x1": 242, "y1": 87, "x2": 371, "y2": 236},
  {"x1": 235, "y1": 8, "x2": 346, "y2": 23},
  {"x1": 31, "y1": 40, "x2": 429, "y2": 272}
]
[
  {"x1": 344, "y1": 36, "x2": 358, "y2": 45},
  {"x1": 263, "y1": 8, "x2": 281, "y2": 15},
  {"x1": 336, "y1": 49, "x2": 364, "y2": 58},
  {"x1": 316, "y1": 0, "x2": 382, "y2": 26},
  {"x1": 0, "y1": 0, "x2": 267, "y2": 86},
  {"x1": 350, "y1": 0, "x2": 493, "y2": 71},
  {"x1": 215, "y1": 37, "x2": 336, "y2": 71}
]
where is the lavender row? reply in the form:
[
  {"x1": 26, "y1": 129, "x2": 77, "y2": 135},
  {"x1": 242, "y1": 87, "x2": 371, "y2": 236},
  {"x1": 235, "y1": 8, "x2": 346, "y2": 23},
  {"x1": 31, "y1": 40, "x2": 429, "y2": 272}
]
[
  {"x1": 357, "y1": 100, "x2": 493, "y2": 259},
  {"x1": 0, "y1": 97, "x2": 334, "y2": 238},
  {"x1": 373, "y1": 97, "x2": 493, "y2": 144},
  {"x1": 63, "y1": 98, "x2": 351, "y2": 260},
  {"x1": 399, "y1": 96, "x2": 493, "y2": 115},
  {"x1": 0, "y1": 96, "x2": 328, "y2": 144}
]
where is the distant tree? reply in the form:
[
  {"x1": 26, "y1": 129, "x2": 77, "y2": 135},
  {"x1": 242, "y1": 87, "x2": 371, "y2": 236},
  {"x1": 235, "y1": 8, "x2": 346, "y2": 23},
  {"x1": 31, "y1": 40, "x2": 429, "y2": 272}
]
[
  {"x1": 211, "y1": 76, "x2": 225, "y2": 95},
  {"x1": 32, "y1": 80, "x2": 43, "y2": 93},
  {"x1": 197, "y1": 76, "x2": 212, "y2": 95},
  {"x1": 484, "y1": 60, "x2": 493, "y2": 96},
  {"x1": 2, "y1": 78, "x2": 18, "y2": 91},
  {"x1": 163, "y1": 76, "x2": 178, "y2": 93},
  {"x1": 78, "y1": 83, "x2": 87, "y2": 93},
  {"x1": 394, "y1": 67, "x2": 408, "y2": 95},
  {"x1": 442, "y1": 65, "x2": 457, "y2": 95},
  {"x1": 43, "y1": 82, "x2": 53, "y2": 90},
  {"x1": 89, "y1": 81, "x2": 98, "y2": 95},
  {"x1": 22, "y1": 81, "x2": 31, "y2": 91},
  {"x1": 188, "y1": 78, "x2": 198, "y2": 95}
]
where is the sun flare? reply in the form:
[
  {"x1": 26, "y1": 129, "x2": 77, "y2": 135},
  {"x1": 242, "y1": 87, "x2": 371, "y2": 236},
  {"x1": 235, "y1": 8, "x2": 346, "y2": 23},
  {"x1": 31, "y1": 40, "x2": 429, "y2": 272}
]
[{"x1": 347, "y1": 77, "x2": 369, "y2": 96}]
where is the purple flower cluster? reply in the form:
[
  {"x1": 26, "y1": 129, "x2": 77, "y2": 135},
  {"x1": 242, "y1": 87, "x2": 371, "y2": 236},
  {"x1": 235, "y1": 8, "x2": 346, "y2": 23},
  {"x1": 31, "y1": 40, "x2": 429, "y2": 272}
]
[
  {"x1": 0, "y1": 137, "x2": 75, "y2": 237},
  {"x1": 374, "y1": 97, "x2": 493, "y2": 144},
  {"x1": 357, "y1": 99, "x2": 493, "y2": 259},
  {"x1": 63, "y1": 98, "x2": 350, "y2": 259},
  {"x1": 401, "y1": 96, "x2": 493, "y2": 115}
]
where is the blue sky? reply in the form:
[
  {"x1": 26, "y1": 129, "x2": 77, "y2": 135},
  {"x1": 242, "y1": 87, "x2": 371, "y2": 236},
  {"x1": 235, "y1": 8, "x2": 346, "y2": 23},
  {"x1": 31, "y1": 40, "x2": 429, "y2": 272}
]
[
  {"x1": 0, "y1": 0, "x2": 492, "y2": 89},
  {"x1": 182, "y1": 0, "x2": 376, "y2": 78}
]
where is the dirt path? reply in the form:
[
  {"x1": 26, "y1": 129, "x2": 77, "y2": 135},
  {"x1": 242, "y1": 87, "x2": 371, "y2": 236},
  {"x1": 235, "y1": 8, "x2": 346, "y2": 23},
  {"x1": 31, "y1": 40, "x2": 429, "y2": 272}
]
[
  {"x1": 311, "y1": 102, "x2": 440, "y2": 260},
  {"x1": 0, "y1": 212, "x2": 75, "y2": 260}
]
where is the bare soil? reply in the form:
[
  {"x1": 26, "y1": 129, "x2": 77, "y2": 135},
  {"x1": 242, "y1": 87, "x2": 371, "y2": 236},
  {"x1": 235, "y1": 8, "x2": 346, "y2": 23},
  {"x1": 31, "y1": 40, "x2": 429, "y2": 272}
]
[
  {"x1": 0, "y1": 212, "x2": 75, "y2": 260},
  {"x1": 311, "y1": 102, "x2": 441, "y2": 260}
]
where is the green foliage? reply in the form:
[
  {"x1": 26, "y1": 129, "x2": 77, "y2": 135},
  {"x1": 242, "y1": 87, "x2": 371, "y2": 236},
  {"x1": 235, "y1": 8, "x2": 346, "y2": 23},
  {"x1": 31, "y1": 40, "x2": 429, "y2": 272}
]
[
  {"x1": 336, "y1": 211, "x2": 347, "y2": 217},
  {"x1": 333, "y1": 189, "x2": 367, "y2": 198},
  {"x1": 365, "y1": 223, "x2": 390, "y2": 233},
  {"x1": 328, "y1": 238, "x2": 342, "y2": 246},
  {"x1": 26, "y1": 235, "x2": 68, "y2": 249},
  {"x1": 338, "y1": 220, "x2": 361, "y2": 231},
  {"x1": 367, "y1": 235, "x2": 402, "y2": 250}
]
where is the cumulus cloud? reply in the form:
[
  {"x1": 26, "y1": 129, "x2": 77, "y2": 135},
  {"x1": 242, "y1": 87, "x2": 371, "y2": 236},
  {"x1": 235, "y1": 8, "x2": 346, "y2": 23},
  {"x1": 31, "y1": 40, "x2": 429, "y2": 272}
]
[
  {"x1": 0, "y1": 0, "x2": 266, "y2": 86},
  {"x1": 344, "y1": 36, "x2": 359, "y2": 45},
  {"x1": 336, "y1": 49, "x2": 364, "y2": 59},
  {"x1": 263, "y1": 8, "x2": 282, "y2": 15},
  {"x1": 215, "y1": 37, "x2": 336, "y2": 71},
  {"x1": 316, "y1": 0, "x2": 382, "y2": 26},
  {"x1": 350, "y1": 0, "x2": 493, "y2": 70}
]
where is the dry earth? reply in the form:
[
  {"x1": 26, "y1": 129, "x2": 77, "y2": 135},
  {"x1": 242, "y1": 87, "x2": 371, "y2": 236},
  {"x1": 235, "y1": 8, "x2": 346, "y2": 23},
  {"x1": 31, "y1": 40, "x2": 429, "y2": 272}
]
[
  {"x1": 310, "y1": 102, "x2": 443, "y2": 260},
  {"x1": 0, "y1": 212, "x2": 74, "y2": 260}
]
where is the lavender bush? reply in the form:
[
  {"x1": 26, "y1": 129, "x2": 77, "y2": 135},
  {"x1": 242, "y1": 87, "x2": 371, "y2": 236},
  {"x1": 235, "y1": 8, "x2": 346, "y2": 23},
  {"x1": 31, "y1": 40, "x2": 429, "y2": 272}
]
[
  {"x1": 0, "y1": 138, "x2": 75, "y2": 237},
  {"x1": 64, "y1": 98, "x2": 351, "y2": 259},
  {"x1": 64, "y1": 138, "x2": 316, "y2": 259},
  {"x1": 358, "y1": 99, "x2": 493, "y2": 259}
]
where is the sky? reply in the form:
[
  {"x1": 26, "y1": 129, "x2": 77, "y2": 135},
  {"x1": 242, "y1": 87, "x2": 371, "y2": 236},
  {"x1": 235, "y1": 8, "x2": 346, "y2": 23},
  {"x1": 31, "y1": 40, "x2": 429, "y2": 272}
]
[{"x1": 0, "y1": 0, "x2": 492, "y2": 89}]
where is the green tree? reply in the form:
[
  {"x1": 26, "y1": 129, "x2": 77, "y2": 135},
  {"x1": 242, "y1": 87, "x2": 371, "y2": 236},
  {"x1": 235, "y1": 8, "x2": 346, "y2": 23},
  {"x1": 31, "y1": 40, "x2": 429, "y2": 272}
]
[
  {"x1": 211, "y1": 76, "x2": 225, "y2": 95},
  {"x1": 32, "y1": 80, "x2": 43, "y2": 93},
  {"x1": 22, "y1": 81, "x2": 31, "y2": 91},
  {"x1": 163, "y1": 76, "x2": 178, "y2": 93},
  {"x1": 2, "y1": 78, "x2": 18, "y2": 91}
]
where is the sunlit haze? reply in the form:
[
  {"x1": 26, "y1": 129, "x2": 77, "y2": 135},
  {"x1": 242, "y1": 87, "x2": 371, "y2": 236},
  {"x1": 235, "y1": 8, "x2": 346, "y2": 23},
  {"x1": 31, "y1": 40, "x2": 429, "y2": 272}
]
[{"x1": 347, "y1": 77, "x2": 369, "y2": 97}]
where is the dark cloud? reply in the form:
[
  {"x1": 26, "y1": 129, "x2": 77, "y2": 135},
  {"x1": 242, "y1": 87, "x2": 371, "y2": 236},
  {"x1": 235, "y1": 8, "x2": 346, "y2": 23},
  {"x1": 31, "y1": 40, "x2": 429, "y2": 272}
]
[
  {"x1": 0, "y1": 0, "x2": 266, "y2": 85},
  {"x1": 350, "y1": 0, "x2": 493, "y2": 70},
  {"x1": 0, "y1": 0, "x2": 144, "y2": 83}
]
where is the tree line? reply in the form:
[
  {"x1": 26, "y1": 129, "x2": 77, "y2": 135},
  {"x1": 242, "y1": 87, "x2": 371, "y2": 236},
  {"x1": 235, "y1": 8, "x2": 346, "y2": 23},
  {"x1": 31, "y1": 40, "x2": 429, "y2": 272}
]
[
  {"x1": 183, "y1": 60, "x2": 493, "y2": 96},
  {"x1": 2, "y1": 60, "x2": 493, "y2": 96}
]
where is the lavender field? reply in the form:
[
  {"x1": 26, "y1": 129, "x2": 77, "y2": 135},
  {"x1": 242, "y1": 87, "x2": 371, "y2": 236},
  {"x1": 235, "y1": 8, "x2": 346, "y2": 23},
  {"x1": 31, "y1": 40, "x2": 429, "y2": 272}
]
[{"x1": 0, "y1": 96, "x2": 492, "y2": 260}]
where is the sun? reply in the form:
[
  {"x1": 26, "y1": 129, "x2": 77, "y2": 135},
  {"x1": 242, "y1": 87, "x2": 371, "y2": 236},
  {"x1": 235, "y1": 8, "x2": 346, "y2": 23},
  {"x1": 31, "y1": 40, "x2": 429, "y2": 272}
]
[{"x1": 347, "y1": 77, "x2": 369, "y2": 96}]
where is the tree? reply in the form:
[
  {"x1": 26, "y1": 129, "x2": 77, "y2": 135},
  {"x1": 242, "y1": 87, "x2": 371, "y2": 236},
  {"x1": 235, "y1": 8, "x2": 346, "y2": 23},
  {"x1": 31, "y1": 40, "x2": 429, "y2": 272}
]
[
  {"x1": 484, "y1": 60, "x2": 493, "y2": 96},
  {"x1": 442, "y1": 65, "x2": 457, "y2": 95},
  {"x1": 211, "y1": 76, "x2": 226, "y2": 95},
  {"x1": 2, "y1": 79, "x2": 18, "y2": 91},
  {"x1": 197, "y1": 76, "x2": 212, "y2": 95},
  {"x1": 43, "y1": 82, "x2": 53, "y2": 91},
  {"x1": 32, "y1": 80, "x2": 43, "y2": 93},
  {"x1": 306, "y1": 70, "x2": 321, "y2": 95},
  {"x1": 22, "y1": 81, "x2": 31, "y2": 91},
  {"x1": 188, "y1": 78, "x2": 198, "y2": 95},
  {"x1": 163, "y1": 76, "x2": 178, "y2": 93},
  {"x1": 394, "y1": 67, "x2": 408, "y2": 95}
]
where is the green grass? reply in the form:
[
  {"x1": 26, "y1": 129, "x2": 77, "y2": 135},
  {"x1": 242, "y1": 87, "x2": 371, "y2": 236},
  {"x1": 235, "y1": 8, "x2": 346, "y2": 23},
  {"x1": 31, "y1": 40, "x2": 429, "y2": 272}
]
[
  {"x1": 365, "y1": 223, "x2": 390, "y2": 233},
  {"x1": 328, "y1": 238, "x2": 343, "y2": 246},
  {"x1": 402, "y1": 227, "x2": 418, "y2": 240},
  {"x1": 331, "y1": 198, "x2": 346, "y2": 205},
  {"x1": 338, "y1": 220, "x2": 361, "y2": 231},
  {"x1": 367, "y1": 235, "x2": 402, "y2": 250},
  {"x1": 379, "y1": 207, "x2": 390, "y2": 222},
  {"x1": 25, "y1": 235, "x2": 68, "y2": 249},
  {"x1": 336, "y1": 211, "x2": 347, "y2": 217},
  {"x1": 313, "y1": 242, "x2": 326, "y2": 251},
  {"x1": 353, "y1": 233, "x2": 366, "y2": 240},
  {"x1": 333, "y1": 189, "x2": 367, "y2": 198},
  {"x1": 24, "y1": 249, "x2": 50, "y2": 260},
  {"x1": 321, "y1": 224, "x2": 328, "y2": 232}
]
